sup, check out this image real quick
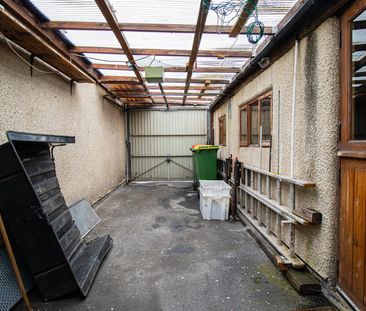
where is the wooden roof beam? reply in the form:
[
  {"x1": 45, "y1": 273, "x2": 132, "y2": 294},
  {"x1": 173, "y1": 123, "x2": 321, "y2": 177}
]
[
  {"x1": 41, "y1": 21, "x2": 275, "y2": 35},
  {"x1": 150, "y1": 85, "x2": 222, "y2": 91},
  {"x1": 99, "y1": 76, "x2": 230, "y2": 84},
  {"x1": 114, "y1": 85, "x2": 222, "y2": 92},
  {"x1": 0, "y1": 0, "x2": 96, "y2": 82},
  {"x1": 89, "y1": 63, "x2": 241, "y2": 73},
  {"x1": 71, "y1": 47, "x2": 250, "y2": 58},
  {"x1": 116, "y1": 93, "x2": 220, "y2": 98},
  {"x1": 354, "y1": 54, "x2": 366, "y2": 72},
  {"x1": 158, "y1": 83, "x2": 169, "y2": 108},
  {"x1": 120, "y1": 98, "x2": 212, "y2": 103},
  {"x1": 353, "y1": 43, "x2": 366, "y2": 52},
  {"x1": 126, "y1": 103, "x2": 210, "y2": 107},
  {"x1": 198, "y1": 81, "x2": 211, "y2": 99},
  {"x1": 183, "y1": 0, "x2": 212, "y2": 105},
  {"x1": 229, "y1": 0, "x2": 258, "y2": 38},
  {"x1": 95, "y1": 0, "x2": 154, "y2": 103}
]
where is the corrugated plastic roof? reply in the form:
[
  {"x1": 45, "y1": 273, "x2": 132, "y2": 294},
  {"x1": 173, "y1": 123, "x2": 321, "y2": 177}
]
[{"x1": 26, "y1": 0, "x2": 299, "y2": 105}]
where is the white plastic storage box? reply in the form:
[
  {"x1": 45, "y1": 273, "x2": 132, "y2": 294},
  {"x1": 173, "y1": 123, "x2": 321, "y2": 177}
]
[
  {"x1": 199, "y1": 180, "x2": 231, "y2": 197},
  {"x1": 199, "y1": 180, "x2": 231, "y2": 220}
]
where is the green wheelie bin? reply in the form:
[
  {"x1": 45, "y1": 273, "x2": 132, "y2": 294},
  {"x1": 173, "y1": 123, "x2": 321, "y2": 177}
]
[{"x1": 191, "y1": 145, "x2": 219, "y2": 190}]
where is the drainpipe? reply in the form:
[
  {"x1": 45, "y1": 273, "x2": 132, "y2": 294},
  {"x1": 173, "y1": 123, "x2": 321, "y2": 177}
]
[
  {"x1": 259, "y1": 126, "x2": 263, "y2": 170},
  {"x1": 290, "y1": 40, "x2": 299, "y2": 179},
  {"x1": 277, "y1": 90, "x2": 281, "y2": 174}
]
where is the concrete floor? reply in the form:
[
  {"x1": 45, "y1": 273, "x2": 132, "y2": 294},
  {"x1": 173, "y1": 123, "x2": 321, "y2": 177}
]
[{"x1": 16, "y1": 183, "x2": 333, "y2": 311}]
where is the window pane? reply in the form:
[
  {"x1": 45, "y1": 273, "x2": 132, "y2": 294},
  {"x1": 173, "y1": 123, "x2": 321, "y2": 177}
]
[
  {"x1": 251, "y1": 103, "x2": 259, "y2": 144},
  {"x1": 223, "y1": 118, "x2": 226, "y2": 145},
  {"x1": 219, "y1": 117, "x2": 226, "y2": 145},
  {"x1": 240, "y1": 109, "x2": 247, "y2": 143},
  {"x1": 352, "y1": 10, "x2": 366, "y2": 140},
  {"x1": 260, "y1": 97, "x2": 271, "y2": 141}
]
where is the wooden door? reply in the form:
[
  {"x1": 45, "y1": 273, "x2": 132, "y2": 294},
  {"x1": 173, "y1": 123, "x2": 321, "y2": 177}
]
[
  {"x1": 339, "y1": 159, "x2": 366, "y2": 308},
  {"x1": 339, "y1": 1, "x2": 366, "y2": 309}
]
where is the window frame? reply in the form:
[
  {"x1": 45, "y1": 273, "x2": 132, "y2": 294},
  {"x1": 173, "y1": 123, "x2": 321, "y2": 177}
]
[
  {"x1": 240, "y1": 107, "x2": 249, "y2": 147},
  {"x1": 340, "y1": 2, "x2": 366, "y2": 152},
  {"x1": 218, "y1": 115, "x2": 227, "y2": 146},
  {"x1": 239, "y1": 90, "x2": 272, "y2": 148}
]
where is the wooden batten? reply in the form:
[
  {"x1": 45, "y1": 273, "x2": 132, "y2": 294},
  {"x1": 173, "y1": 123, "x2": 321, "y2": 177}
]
[
  {"x1": 0, "y1": 9, "x2": 94, "y2": 82},
  {"x1": 41, "y1": 21, "x2": 275, "y2": 35},
  {"x1": 71, "y1": 46, "x2": 250, "y2": 58}
]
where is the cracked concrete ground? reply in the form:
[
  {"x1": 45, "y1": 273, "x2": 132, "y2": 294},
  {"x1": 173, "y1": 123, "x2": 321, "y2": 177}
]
[{"x1": 15, "y1": 183, "x2": 332, "y2": 311}]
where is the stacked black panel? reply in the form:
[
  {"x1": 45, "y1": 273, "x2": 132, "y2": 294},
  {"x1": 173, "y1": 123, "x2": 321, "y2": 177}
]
[{"x1": 0, "y1": 132, "x2": 112, "y2": 301}]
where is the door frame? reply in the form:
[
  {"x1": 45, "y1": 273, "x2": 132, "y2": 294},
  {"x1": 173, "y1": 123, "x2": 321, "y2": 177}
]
[{"x1": 339, "y1": 1, "x2": 366, "y2": 309}]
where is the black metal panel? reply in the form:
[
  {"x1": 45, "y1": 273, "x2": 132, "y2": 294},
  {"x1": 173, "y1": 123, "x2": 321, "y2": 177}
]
[
  {"x1": 0, "y1": 172, "x2": 66, "y2": 274},
  {"x1": 0, "y1": 132, "x2": 112, "y2": 301},
  {"x1": 7, "y1": 131, "x2": 75, "y2": 144}
]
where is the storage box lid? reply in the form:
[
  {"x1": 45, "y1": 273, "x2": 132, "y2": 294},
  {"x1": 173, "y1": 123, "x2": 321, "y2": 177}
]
[
  {"x1": 191, "y1": 144, "x2": 219, "y2": 151},
  {"x1": 199, "y1": 180, "x2": 231, "y2": 189}
]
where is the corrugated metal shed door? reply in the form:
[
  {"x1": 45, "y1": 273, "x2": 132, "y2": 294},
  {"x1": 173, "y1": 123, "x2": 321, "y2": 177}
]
[{"x1": 129, "y1": 109, "x2": 207, "y2": 181}]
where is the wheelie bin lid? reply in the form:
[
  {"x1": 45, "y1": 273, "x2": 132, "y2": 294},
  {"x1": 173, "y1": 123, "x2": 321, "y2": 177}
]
[{"x1": 191, "y1": 144, "x2": 219, "y2": 151}]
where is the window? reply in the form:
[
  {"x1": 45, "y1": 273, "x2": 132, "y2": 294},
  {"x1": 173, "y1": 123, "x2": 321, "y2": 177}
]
[
  {"x1": 260, "y1": 96, "x2": 271, "y2": 141},
  {"x1": 351, "y1": 10, "x2": 366, "y2": 140},
  {"x1": 250, "y1": 102, "x2": 259, "y2": 145},
  {"x1": 219, "y1": 116, "x2": 226, "y2": 146},
  {"x1": 340, "y1": 0, "x2": 366, "y2": 152},
  {"x1": 240, "y1": 108, "x2": 248, "y2": 146},
  {"x1": 240, "y1": 92, "x2": 272, "y2": 147}
]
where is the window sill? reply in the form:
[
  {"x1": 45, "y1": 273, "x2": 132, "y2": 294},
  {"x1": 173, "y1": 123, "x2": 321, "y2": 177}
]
[{"x1": 240, "y1": 144, "x2": 271, "y2": 148}]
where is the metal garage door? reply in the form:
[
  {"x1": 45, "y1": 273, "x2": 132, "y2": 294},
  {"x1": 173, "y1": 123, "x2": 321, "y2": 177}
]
[{"x1": 129, "y1": 109, "x2": 207, "y2": 181}]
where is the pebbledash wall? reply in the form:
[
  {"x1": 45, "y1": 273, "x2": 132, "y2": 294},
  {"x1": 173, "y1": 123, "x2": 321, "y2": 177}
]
[
  {"x1": 0, "y1": 38, "x2": 126, "y2": 205},
  {"x1": 213, "y1": 17, "x2": 340, "y2": 284}
]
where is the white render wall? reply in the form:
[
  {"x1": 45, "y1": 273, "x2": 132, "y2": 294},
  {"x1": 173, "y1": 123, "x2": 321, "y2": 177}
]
[
  {"x1": 0, "y1": 39, "x2": 126, "y2": 205},
  {"x1": 213, "y1": 17, "x2": 340, "y2": 283}
]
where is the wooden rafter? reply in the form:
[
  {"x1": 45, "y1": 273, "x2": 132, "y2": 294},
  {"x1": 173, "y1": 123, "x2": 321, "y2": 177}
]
[
  {"x1": 158, "y1": 83, "x2": 168, "y2": 108},
  {"x1": 198, "y1": 81, "x2": 211, "y2": 99},
  {"x1": 41, "y1": 21, "x2": 275, "y2": 35},
  {"x1": 0, "y1": 9, "x2": 94, "y2": 82},
  {"x1": 353, "y1": 43, "x2": 366, "y2": 52},
  {"x1": 127, "y1": 103, "x2": 209, "y2": 107},
  {"x1": 112, "y1": 86, "x2": 222, "y2": 95},
  {"x1": 118, "y1": 97, "x2": 211, "y2": 102},
  {"x1": 149, "y1": 85, "x2": 221, "y2": 91},
  {"x1": 183, "y1": 0, "x2": 212, "y2": 105},
  {"x1": 354, "y1": 20, "x2": 366, "y2": 30},
  {"x1": 116, "y1": 93, "x2": 220, "y2": 98},
  {"x1": 355, "y1": 71, "x2": 366, "y2": 77},
  {"x1": 99, "y1": 76, "x2": 230, "y2": 84},
  {"x1": 95, "y1": 0, "x2": 154, "y2": 103},
  {"x1": 0, "y1": 0, "x2": 96, "y2": 82},
  {"x1": 229, "y1": 0, "x2": 258, "y2": 38},
  {"x1": 149, "y1": 96, "x2": 211, "y2": 100},
  {"x1": 113, "y1": 86, "x2": 222, "y2": 92},
  {"x1": 89, "y1": 63, "x2": 241, "y2": 73},
  {"x1": 354, "y1": 54, "x2": 366, "y2": 72},
  {"x1": 71, "y1": 47, "x2": 250, "y2": 58}
]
